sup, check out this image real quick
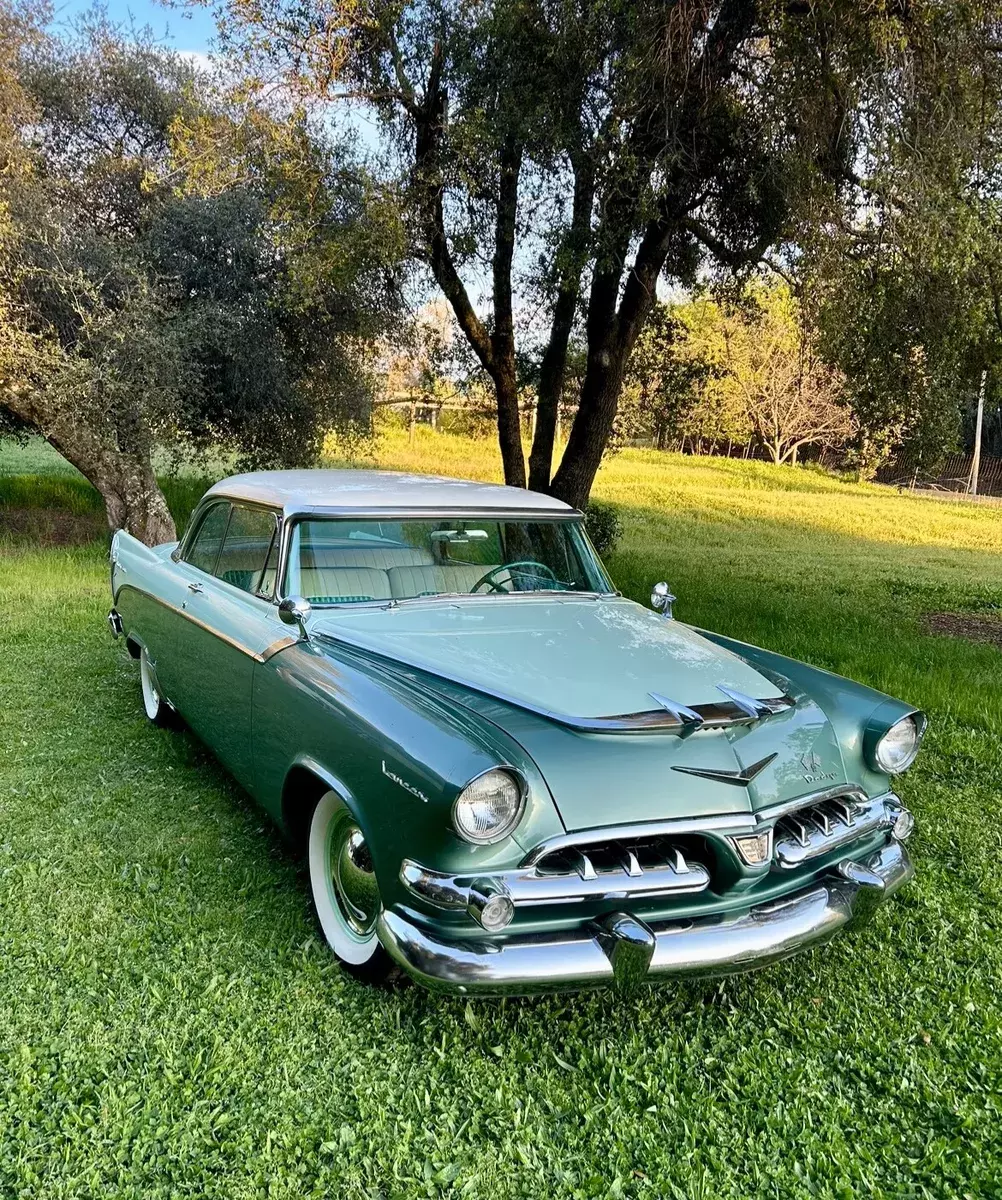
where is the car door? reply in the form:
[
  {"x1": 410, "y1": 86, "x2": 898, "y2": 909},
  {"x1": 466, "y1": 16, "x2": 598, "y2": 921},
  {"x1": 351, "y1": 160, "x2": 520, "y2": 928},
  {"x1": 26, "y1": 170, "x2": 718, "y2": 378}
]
[
  {"x1": 170, "y1": 502, "x2": 287, "y2": 788},
  {"x1": 150, "y1": 499, "x2": 231, "y2": 707}
]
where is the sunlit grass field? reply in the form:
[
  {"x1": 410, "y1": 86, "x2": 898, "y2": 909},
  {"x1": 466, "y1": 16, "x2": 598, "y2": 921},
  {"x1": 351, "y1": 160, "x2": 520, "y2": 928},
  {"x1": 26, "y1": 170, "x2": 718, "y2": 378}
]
[{"x1": 2, "y1": 431, "x2": 1001, "y2": 1197}]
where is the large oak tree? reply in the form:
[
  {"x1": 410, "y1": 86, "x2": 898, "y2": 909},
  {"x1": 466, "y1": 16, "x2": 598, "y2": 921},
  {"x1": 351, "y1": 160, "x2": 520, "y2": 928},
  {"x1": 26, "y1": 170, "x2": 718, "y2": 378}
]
[{"x1": 209, "y1": 0, "x2": 911, "y2": 506}]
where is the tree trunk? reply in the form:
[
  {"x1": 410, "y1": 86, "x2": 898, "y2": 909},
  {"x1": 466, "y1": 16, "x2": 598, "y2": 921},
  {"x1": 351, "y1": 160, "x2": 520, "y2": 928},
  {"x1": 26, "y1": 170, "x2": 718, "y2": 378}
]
[
  {"x1": 54, "y1": 435, "x2": 176, "y2": 544},
  {"x1": 489, "y1": 137, "x2": 526, "y2": 489},
  {"x1": 549, "y1": 352, "x2": 629, "y2": 509},
  {"x1": 528, "y1": 153, "x2": 595, "y2": 493},
  {"x1": 5, "y1": 389, "x2": 176, "y2": 545},
  {"x1": 492, "y1": 362, "x2": 526, "y2": 489}
]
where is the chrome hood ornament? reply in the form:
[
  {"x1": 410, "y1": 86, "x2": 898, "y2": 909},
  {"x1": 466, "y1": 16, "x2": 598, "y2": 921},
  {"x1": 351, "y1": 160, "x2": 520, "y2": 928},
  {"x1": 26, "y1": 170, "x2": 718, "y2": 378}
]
[{"x1": 650, "y1": 582, "x2": 676, "y2": 619}]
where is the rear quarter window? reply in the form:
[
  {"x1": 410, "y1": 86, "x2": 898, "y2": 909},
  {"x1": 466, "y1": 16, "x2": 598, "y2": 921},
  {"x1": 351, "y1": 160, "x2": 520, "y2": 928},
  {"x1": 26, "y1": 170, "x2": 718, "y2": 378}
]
[{"x1": 185, "y1": 503, "x2": 231, "y2": 574}]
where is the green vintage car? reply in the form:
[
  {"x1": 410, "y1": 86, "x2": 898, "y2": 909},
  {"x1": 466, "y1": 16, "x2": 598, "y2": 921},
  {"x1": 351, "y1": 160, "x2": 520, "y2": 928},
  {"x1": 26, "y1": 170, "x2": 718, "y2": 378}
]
[{"x1": 108, "y1": 469, "x2": 923, "y2": 994}]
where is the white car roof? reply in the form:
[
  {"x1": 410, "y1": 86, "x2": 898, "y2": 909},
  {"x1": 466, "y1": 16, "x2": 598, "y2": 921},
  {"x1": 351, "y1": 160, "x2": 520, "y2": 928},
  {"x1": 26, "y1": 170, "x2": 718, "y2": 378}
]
[{"x1": 205, "y1": 469, "x2": 577, "y2": 516}]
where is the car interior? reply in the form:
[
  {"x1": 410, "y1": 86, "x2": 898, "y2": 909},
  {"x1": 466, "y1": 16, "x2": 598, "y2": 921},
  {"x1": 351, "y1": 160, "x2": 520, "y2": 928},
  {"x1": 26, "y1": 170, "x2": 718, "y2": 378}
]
[
  {"x1": 297, "y1": 545, "x2": 500, "y2": 603},
  {"x1": 185, "y1": 505, "x2": 601, "y2": 604}
]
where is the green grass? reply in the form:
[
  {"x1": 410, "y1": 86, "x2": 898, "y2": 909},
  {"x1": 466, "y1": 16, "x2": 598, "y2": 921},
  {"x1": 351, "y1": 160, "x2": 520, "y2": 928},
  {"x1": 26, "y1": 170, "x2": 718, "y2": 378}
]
[{"x1": 2, "y1": 432, "x2": 1002, "y2": 1197}]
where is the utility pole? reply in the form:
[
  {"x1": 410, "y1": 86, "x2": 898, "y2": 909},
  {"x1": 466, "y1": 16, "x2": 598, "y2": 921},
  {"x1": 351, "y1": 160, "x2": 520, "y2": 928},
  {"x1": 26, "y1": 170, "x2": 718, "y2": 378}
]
[{"x1": 970, "y1": 369, "x2": 987, "y2": 497}]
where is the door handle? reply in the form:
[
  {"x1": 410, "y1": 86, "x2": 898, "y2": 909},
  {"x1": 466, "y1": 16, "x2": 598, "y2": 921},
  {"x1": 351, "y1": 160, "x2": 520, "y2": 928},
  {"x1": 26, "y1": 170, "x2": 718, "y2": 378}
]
[{"x1": 187, "y1": 582, "x2": 203, "y2": 594}]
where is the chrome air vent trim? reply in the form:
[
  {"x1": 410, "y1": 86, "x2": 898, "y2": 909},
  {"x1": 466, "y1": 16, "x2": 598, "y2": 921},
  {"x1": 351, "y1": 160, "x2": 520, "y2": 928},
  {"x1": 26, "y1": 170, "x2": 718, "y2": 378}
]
[
  {"x1": 562, "y1": 693, "x2": 795, "y2": 735},
  {"x1": 402, "y1": 837, "x2": 711, "y2": 912},
  {"x1": 773, "y1": 790, "x2": 897, "y2": 869}
]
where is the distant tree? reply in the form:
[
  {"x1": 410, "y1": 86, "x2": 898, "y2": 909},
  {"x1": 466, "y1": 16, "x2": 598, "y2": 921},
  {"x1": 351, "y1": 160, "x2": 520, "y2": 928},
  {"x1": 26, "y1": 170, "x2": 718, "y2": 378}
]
[
  {"x1": 620, "y1": 286, "x2": 853, "y2": 464},
  {"x1": 718, "y1": 285, "x2": 854, "y2": 466},
  {"x1": 205, "y1": 0, "x2": 909, "y2": 507},
  {"x1": 620, "y1": 305, "x2": 712, "y2": 450},
  {"x1": 0, "y1": 12, "x2": 402, "y2": 542},
  {"x1": 808, "y1": 1, "x2": 1002, "y2": 476}
]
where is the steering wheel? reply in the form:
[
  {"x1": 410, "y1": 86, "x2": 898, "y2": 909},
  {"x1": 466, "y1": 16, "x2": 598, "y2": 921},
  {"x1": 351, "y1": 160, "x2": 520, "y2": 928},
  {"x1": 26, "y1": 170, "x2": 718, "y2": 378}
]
[{"x1": 470, "y1": 561, "x2": 560, "y2": 594}]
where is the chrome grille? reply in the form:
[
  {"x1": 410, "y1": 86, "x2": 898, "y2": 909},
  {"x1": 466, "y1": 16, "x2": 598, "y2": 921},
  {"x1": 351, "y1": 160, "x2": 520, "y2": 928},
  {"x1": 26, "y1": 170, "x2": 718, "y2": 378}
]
[
  {"x1": 530, "y1": 836, "x2": 709, "y2": 900},
  {"x1": 774, "y1": 792, "x2": 892, "y2": 869},
  {"x1": 400, "y1": 834, "x2": 712, "y2": 915}
]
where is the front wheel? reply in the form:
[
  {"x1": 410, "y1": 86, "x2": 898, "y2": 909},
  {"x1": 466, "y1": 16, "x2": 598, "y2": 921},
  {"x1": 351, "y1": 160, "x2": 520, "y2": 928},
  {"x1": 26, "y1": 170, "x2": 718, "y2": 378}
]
[{"x1": 308, "y1": 790, "x2": 396, "y2": 985}]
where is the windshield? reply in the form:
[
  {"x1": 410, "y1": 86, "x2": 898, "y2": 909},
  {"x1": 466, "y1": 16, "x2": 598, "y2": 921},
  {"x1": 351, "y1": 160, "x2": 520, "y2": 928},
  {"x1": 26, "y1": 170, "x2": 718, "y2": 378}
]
[{"x1": 284, "y1": 516, "x2": 614, "y2": 605}]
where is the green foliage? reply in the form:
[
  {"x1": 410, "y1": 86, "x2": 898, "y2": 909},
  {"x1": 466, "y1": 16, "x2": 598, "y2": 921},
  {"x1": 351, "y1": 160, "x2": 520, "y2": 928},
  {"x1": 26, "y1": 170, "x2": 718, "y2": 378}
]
[
  {"x1": 804, "y1": 2, "x2": 1002, "y2": 475},
  {"x1": 209, "y1": 0, "x2": 911, "y2": 503},
  {"x1": 621, "y1": 284, "x2": 854, "y2": 464},
  {"x1": 0, "y1": 11, "x2": 403, "y2": 537},
  {"x1": 2, "y1": 436, "x2": 1002, "y2": 1195},
  {"x1": 582, "y1": 499, "x2": 622, "y2": 558},
  {"x1": 618, "y1": 306, "x2": 715, "y2": 450}
]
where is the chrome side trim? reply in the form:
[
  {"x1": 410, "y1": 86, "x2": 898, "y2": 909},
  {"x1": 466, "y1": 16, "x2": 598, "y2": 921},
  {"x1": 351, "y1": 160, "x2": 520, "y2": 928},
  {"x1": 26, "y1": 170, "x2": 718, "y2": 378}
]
[
  {"x1": 115, "y1": 584, "x2": 297, "y2": 665},
  {"x1": 377, "y1": 842, "x2": 913, "y2": 995}
]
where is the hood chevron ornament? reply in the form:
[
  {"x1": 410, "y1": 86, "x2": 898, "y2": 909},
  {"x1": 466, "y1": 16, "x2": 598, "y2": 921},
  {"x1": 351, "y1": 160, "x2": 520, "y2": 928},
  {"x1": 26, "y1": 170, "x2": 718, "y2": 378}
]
[{"x1": 671, "y1": 753, "x2": 778, "y2": 787}]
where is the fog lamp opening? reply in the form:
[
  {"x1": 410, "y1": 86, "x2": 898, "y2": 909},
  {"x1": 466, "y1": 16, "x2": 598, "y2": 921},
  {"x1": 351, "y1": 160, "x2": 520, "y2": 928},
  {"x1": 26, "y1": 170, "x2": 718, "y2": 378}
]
[
  {"x1": 891, "y1": 807, "x2": 915, "y2": 841},
  {"x1": 467, "y1": 879, "x2": 515, "y2": 931}
]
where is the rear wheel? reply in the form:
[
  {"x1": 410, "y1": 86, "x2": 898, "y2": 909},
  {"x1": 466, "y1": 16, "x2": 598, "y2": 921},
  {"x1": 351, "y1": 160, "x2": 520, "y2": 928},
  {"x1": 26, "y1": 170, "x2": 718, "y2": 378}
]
[
  {"x1": 308, "y1": 790, "x2": 396, "y2": 985},
  {"x1": 139, "y1": 646, "x2": 176, "y2": 728}
]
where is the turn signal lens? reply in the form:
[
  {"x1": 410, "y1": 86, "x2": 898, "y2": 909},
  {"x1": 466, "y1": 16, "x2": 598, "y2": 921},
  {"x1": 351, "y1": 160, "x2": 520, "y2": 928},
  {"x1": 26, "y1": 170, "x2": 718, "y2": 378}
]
[
  {"x1": 874, "y1": 715, "x2": 925, "y2": 774},
  {"x1": 731, "y1": 831, "x2": 773, "y2": 866},
  {"x1": 453, "y1": 769, "x2": 524, "y2": 844}
]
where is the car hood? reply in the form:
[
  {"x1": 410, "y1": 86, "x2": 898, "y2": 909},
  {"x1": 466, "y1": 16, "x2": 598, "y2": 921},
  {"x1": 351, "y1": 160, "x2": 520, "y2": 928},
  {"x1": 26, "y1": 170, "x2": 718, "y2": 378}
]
[
  {"x1": 312, "y1": 596, "x2": 854, "y2": 832},
  {"x1": 311, "y1": 595, "x2": 785, "y2": 722}
]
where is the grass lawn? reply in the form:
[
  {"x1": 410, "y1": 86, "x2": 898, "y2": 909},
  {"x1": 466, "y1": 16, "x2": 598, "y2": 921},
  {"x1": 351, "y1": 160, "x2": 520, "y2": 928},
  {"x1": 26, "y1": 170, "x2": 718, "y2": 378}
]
[{"x1": 2, "y1": 431, "x2": 1002, "y2": 1198}]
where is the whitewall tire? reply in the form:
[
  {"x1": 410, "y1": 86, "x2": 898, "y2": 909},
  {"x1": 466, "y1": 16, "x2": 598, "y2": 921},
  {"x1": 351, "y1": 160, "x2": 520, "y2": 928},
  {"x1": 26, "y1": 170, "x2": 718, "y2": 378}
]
[
  {"x1": 308, "y1": 789, "x2": 395, "y2": 983},
  {"x1": 139, "y1": 645, "x2": 175, "y2": 728}
]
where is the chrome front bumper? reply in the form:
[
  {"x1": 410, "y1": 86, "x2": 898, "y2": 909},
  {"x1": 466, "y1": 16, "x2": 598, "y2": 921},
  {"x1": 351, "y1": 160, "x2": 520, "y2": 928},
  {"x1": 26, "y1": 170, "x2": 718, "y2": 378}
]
[{"x1": 376, "y1": 841, "x2": 913, "y2": 995}]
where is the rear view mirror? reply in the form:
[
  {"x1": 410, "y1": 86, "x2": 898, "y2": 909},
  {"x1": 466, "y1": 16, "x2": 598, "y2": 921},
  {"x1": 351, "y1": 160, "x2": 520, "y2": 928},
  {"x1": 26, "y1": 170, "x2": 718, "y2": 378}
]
[{"x1": 431, "y1": 529, "x2": 489, "y2": 544}]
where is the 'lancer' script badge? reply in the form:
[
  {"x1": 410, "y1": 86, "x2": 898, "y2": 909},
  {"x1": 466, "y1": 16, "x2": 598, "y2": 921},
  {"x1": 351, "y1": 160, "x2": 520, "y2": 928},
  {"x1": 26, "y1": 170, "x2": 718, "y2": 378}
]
[
  {"x1": 382, "y1": 760, "x2": 430, "y2": 803},
  {"x1": 672, "y1": 753, "x2": 777, "y2": 787}
]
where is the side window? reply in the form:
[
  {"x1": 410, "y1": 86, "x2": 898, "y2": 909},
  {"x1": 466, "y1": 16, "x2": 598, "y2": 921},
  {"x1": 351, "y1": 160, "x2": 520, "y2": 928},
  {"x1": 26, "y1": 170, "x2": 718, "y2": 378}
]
[
  {"x1": 214, "y1": 505, "x2": 279, "y2": 597},
  {"x1": 185, "y1": 503, "x2": 231, "y2": 574}
]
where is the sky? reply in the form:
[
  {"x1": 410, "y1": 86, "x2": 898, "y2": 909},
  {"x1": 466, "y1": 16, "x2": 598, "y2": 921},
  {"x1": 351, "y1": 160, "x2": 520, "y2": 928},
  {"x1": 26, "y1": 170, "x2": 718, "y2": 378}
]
[{"x1": 50, "y1": 0, "x2": 217, "y2": 59}]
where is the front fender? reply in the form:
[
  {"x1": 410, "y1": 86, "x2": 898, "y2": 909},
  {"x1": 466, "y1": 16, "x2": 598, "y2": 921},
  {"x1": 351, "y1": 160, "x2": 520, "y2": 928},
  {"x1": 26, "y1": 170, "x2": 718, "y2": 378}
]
[
  {"x1": 697, "y1": 628, "x2": 922, "y2": 796},
  {"x1": 253, "y1": 641, "x2": 564, "y2": 912}
]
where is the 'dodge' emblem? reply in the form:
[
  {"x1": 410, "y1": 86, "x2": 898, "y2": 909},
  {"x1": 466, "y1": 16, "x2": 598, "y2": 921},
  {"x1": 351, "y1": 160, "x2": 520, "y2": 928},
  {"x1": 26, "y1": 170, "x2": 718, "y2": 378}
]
[{"x1": 801, "y1": 746, "x2": 837, "y2": 785}]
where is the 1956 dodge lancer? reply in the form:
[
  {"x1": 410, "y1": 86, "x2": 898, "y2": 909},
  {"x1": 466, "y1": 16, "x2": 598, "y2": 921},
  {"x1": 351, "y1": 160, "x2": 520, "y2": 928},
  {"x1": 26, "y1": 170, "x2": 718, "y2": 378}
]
[{"x1": 108, "y1": 470, "x2": 924, "y2": 994}]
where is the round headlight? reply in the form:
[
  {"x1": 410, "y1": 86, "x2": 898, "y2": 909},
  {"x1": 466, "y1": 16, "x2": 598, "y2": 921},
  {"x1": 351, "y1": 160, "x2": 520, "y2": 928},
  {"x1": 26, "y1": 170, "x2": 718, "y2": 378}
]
[
  {"x1": 453, "y1": 769, "x2": 524, "y2": 844},
  {"x1": 874, "y1": 714, "x2": 925, "y2": 774}
]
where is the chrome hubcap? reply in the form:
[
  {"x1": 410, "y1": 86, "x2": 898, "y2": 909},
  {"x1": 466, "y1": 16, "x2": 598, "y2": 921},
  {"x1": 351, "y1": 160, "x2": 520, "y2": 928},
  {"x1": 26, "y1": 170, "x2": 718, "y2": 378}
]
[{"x1": 328, "y1": 814, "x2": 379, "y2": 938}]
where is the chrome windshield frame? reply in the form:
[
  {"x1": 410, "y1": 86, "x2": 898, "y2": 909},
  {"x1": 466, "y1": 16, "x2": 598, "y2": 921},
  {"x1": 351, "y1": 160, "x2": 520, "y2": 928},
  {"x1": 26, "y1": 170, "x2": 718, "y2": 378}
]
[{"x1": 276, "y1": 510, "x2": 615, "y2": 604}]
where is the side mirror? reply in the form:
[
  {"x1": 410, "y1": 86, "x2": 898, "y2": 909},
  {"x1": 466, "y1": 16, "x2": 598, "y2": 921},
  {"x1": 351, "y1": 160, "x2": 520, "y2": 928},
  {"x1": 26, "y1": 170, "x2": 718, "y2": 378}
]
[
  {"x1": 278, "y1": 595, "x2": 312, "y2": 641},
  {"x1": 650, "y1": 581, "x2": 676, "y2": 620}
]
